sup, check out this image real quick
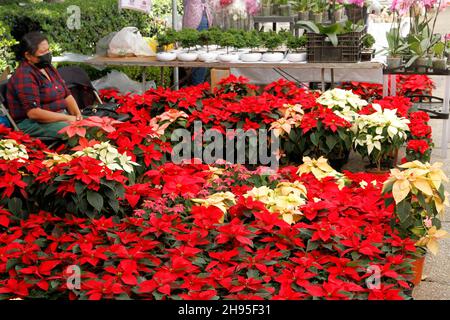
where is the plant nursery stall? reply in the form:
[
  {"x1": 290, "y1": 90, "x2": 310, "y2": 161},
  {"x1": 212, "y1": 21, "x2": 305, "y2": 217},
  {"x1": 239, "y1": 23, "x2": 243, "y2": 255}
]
[{"x1": 0, "y1": 0, "x2": 449, "y2": 300}]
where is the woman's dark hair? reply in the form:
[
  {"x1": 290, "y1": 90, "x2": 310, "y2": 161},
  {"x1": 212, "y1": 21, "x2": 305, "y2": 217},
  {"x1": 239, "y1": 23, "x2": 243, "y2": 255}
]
[{"x1": 13, "y1": 31, "x2": 48, "y2": 61}]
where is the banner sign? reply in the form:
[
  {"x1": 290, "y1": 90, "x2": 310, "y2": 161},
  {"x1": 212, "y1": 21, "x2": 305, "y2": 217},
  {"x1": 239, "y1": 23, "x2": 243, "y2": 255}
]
[{"x1": 118, "y1": 0, "x2": 152, "y2": 14}]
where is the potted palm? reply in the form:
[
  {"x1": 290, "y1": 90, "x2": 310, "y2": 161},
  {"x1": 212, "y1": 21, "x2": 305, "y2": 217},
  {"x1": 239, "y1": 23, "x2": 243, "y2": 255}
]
[
  {"x1": 262, "y1": 31, "x2": 285, "y2": 62},
  {"x1": 240, "y1": 30, "x2": 264, "y2": 62},
  {"x1": 431, "y1": 41, "x2": 448, "y2": 71},
  {"x1": 155, "y1": 29, "x2": 177, "y2": 61},
  {"x1": 176, "y1": 28, "x2": 200, "y2": 61},
  {"x1": 286, "y1": 34, "x2": 307, "y2": 62}
]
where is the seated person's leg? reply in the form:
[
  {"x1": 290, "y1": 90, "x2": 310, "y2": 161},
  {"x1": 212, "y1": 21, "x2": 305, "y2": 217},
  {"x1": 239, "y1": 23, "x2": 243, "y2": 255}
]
[{"x1": 18, "y1": 119, "x2": 68, "y2": 138}]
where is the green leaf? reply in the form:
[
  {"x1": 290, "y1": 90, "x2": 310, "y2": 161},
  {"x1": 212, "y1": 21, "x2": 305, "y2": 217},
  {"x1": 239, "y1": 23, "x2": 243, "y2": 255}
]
[
  {"x1": 325, "y1": 135, "x2": 337, "y2": 152},
  {"x1": 86, "y1": 190, "x2": 104, "y2": 212},
  {"x1": 296, "y1": 21, "x2": 320, "y2": 34},
  {"x1": 7, "y1": 197, "x2": 23, "y2": 217},
  {"x1": 327, "y1": 33, "x2": 339, "y2": 47},
  {"x1": 75, "y1": 182, "x2": 86, "y2": 195},
  {"x1": 306, "y1": 240, "x2": 319, "y2": 252},
  {"x1": 396, "y1": 199, "x2": 411, "y2": 223},
  {"x1": 6, "y1": 259, "x2": 19, "y2": 272},
  {"x1": 310, "y1": 133, "x2": 319, "y2": 146}
]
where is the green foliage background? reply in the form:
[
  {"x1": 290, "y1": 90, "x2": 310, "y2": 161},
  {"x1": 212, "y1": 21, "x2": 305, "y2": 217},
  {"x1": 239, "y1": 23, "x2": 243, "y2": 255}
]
[{"x1": 0, "y1": 0, "x2": 183, "y2": 85}]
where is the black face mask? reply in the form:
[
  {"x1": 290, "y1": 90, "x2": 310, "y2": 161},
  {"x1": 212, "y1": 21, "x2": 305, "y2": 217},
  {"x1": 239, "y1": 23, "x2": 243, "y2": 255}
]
[{"x1": 34, "y1": 52, "x2": 52, "y2": 68}]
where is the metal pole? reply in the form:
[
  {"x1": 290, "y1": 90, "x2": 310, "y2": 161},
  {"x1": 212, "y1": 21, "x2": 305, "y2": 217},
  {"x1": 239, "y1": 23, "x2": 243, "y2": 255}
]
[{"x1": 173, "y1": 0, "x2": 179, "y2": 89}]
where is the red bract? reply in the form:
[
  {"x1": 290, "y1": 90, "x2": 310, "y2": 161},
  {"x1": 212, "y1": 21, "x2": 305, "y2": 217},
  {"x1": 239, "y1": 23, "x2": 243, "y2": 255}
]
[
  {"x1": 216, "y1": 218, "x2": 255, "y2": 247},
  {"x1": 407, "y1": 139, "x2": 429, "y2": 154}
]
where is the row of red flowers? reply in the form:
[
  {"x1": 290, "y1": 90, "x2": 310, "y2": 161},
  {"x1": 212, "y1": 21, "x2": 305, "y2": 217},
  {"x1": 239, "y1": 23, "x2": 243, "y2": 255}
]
[{"x1": 0, "y1": 160, "x2": 418, "y2": 300}]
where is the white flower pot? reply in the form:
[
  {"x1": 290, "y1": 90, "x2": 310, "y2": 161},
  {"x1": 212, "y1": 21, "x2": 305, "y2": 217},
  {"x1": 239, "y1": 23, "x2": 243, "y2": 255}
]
[
  {"x1": 240, "y1": 52, "x2": 262, "y2": 62},
  {"x1": 156, "y1": 52, "x2": 177, "y2": 61},
  {"x1": 218, "y1": 53, "x2": 240, "y2": 63},
  {"x1": 286, "y1": 52, "x2": 307, "y2": 62},
  {"x1": 262, "y1": 52, "x2": 285, "y2": 62},
  {"x1": 198, "y1": 52, "x2": 219, "y2": 62},
  {"x1": 177, "y1": 52, "x2": 199, "y2": 61}
]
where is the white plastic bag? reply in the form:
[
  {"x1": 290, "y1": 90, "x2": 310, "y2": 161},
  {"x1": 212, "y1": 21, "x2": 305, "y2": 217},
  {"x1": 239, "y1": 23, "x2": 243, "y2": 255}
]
[
  {"x1": 92, "y1": 70, "x2": 156, "y2": 95},
  {"x1": 107, "y1": 27, "x2": 155, "y2": 57}
]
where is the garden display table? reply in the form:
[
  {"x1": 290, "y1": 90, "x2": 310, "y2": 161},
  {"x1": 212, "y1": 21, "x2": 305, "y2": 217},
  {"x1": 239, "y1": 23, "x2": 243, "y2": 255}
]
[
  {"x1": 87, "y1": 55, "x2": 384, "y2": 92},
  {"x1": 383, "y1": 68, "x2": 450, "y2": 158}
]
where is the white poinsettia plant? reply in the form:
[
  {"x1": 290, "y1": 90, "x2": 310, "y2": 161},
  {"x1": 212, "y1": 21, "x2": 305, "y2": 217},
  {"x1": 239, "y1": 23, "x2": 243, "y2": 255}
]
[
  {"x1": 317, "y1": 88, "x2": 368, "y2": 121},
  {"x1": 0, "y1": 139, "x2": 29, "y2": 162},
  {"x1": 73, "y1": 141, "x2": 139, "y2": 173},
  {"x1": 352, "y1": 104, "x2": 410, "y2": 170}
]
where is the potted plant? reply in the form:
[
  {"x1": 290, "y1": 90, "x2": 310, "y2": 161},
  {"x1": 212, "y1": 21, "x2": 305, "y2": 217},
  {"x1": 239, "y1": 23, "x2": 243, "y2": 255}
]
[
  {"x1": 155, "y1": 29, "x2": 177, "y2": 61},
  {"x1": 431, "y1": 41, "x2": 447, "y2": 71},
  {"x1": 262, "y1": 31, "x2": 285, "y2": 62},
  {"x1": 352, "y1": 104, "x2": 410, "y2": 172},
  {"x1": 445, "y1": 34, "x2": 450, "y2": 60},
  {"x1": 361, "y1": 33, "x2": 375, "y2": 62},
  {"x1": 275, "y1": 0, "x2": 292, "y2": 16},
  {"x1": 259, "y1": 0, "x2": 273, "y2": 16},
  {"x1": 218, "y1": 31, "x2": 240, "y2": 62},
  {"x1": 312, "y1": 0, "x2": 327, "y2": 23},
  {"x1": 176, "y1": 28, "x2": 200, "y2": 61},
  {"x1": 294, "y1": 0, "x2": 310, "y2": 21},
  {"x1": 384, "y1": 15, "x2": 408, "y2": 70},
  {"x1": 240, "y1": 30, "x2": 264, "y2": 62},
  {"x1": 197, "y1": 30, "x2": 218, "y2": 62},
  {"x1": 344, "y1": 0, "x2": 368, "y2": 25},
  {"x1": 331, "y1": 0, "x2": 345, "y2": 22},
  {"x1": 286, "y1": 34, "x2": 307, "y2": 62},
  {"x1": 382, "y1": 161, "x2": 449, "y2": 285}
]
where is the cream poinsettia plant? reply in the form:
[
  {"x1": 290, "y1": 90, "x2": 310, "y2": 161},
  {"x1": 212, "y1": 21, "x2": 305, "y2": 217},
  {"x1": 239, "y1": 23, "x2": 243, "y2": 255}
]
[
  {"x1": 353, "y1": 104, "x2": 410, "y2": 170},
  {"x1": 317, "y1": 88, "x2": 368, "y2": 121},
  {"x1": 0, "y1": 139, "x2": 28, "y2": 162},
  {"x1": 382, "y1": 161, "x2": 449, "y2": 255},
  {"x1": 73, "y1": 141, "x2": 139, "y2": 173},
  {"x1": 192, "y1": 192, "x2": 237, "y2": 223},
  {"x1": 297, "y1": 156, "x2": 350, "y2": 190},
  {"x1": 244, "y1": 181, "x2": 307, "y2": 225}
]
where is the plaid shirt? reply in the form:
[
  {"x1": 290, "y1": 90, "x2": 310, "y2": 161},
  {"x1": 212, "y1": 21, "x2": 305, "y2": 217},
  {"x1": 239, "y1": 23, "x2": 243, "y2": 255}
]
[{"x1": 6, "y1": 60, "x2": 70, "y2": 121}]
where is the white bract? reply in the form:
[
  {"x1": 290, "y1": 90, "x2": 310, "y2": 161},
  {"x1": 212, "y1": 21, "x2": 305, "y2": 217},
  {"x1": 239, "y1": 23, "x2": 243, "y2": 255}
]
[
  {"x1": 317, "y1": 89, "x2": 368, "y2": 121},
  {"x1": 353, "y1": 104, "x2": 410, "y2": 155},
  {"x1": 0, "y1": 139, "x2": 29, "y2": 162},
  {"x1": 73, "y1": 141, "x2": 139, "y2": 173}
]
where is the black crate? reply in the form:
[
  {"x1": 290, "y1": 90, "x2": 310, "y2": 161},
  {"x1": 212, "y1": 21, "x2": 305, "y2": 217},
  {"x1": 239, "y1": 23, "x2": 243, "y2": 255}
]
[{"x1": 306, "y1": 31, "x2": 364, "y2": 63}]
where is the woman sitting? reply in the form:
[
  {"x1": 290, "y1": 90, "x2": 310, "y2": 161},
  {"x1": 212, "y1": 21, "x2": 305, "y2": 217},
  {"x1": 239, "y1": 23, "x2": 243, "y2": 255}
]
[{"x1": 6, "y1": 31, "x2": 82, "y2": 138}]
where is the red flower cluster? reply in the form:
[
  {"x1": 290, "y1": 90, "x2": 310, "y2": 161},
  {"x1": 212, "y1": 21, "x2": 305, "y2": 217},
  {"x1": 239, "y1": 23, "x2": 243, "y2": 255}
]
[
  {"x1": 0, "y1": 164, "x2": 418, "y2": 300},
  {"x1": 406, "y1": 111, "x2": 433, "y2": 162},
  {"x1": 340, "y1": 75, "x2": 435, "y2": 102},
  {"x1": 407, "y1": 140, "x2": 430, "y2": 155}
]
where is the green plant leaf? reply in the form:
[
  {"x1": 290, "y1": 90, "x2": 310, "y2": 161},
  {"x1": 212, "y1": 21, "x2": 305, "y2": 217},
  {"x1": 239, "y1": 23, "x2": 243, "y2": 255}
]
[
  {"x1": 396, "y1": 199, "x2": 411, "y2": 223},
  {"x1": 87, "y1": 190, "x2": 104, "y2": 212}
]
